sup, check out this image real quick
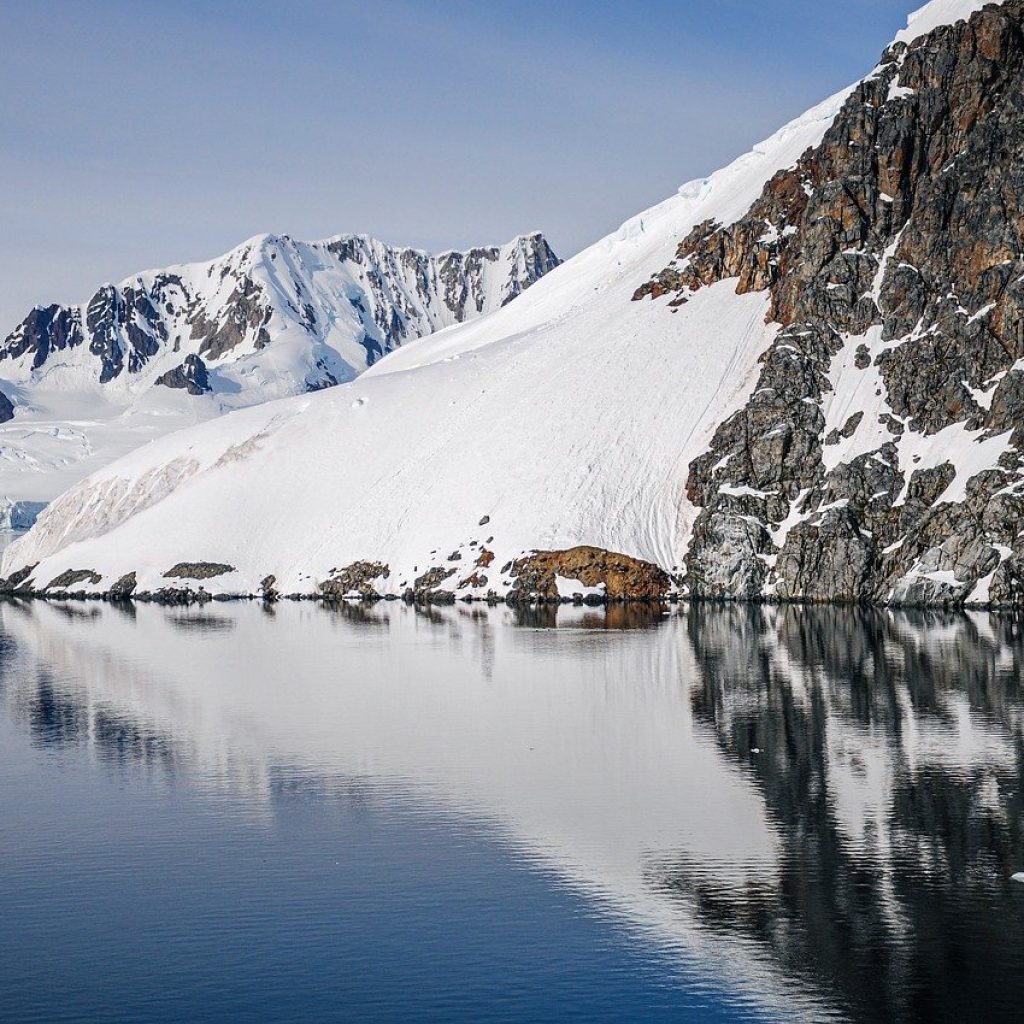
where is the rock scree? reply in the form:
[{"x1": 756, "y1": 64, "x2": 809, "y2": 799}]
[{"x1": 318, "y1": 562, "x2": 390, "y2": 600}]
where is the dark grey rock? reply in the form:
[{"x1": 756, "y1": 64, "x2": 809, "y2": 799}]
[
  {"x1": 45, "y1": 569, "x2": 102, "y2": 590},
  {"x1": 155, "y1": 354, "x2": 211, "y2": 395},
  {"x1": 318, "y1": 562, "x2": 389, "y2": 600},
  {"x1": 0, "y1": 563, "x2": 37, "y2": 593},
  {"x1": 109, "y1": 572, "x2": 137, "y2": 599},
  {"x1": 411, "y1": 565, "x2": 456, "y2": 602},
  {"x1": 163, "y1": 562, "x2": 235, "y2": 580}
]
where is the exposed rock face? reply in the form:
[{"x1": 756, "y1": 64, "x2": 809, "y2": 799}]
[
  {"x1": 408, "y1": 566, "x2": 457, "y2": 603},
  {"x1": 0, "y1": 233, "x2": 560, "y2": 389},
  {"x1": 318, "y1": 561, "x2": 390, "y2": 600},
  {"x1": 0, "y1": 389, "x2": 14, "y2": 423},
  {"x1": 508, "y1": 546, "x2": 670, "y2": 603},
  {"x1": 259, "y1": 575, "x2": 278, "y2": 601},
  {"x1": 155, "y1": 354, "x2": 211, "y2": 395},
  {"x1": 109, "y1": 572, "x2": 137, "y2": 599},
  {"x1": 163, "y1": 562, "x2": 235, "y2": 580},
  {"x1": 0, "y1": 563, "x2": 37, "y2": 593},
  {"x1": 45, "y1": 569, "x2": 102, "y2": 590},
  {"x1": 457, "y1": 572, "x2": 489, "y2": 591},
  {"x1": 637, "y1": 1, "x2": 1024, "y2": 606}
]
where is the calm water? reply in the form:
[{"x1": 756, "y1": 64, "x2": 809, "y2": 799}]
[{"x1": 2, "y1": 600, "x2": 1024, "y2": 1023}]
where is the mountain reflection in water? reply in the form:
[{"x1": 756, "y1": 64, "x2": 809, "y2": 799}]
[{"x1": 1, "y1": 598, "x2": 1023, "y2": 1023}]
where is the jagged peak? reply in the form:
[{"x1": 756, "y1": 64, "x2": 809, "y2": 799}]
[
  {"x1": 4, "y1": 229, "x2": 559, "y2": 331},
  {"x1": 435, "y1": 231, "x2": 552, "y2": 257},
  {"x1": 0, "y1": 220, "x2": 561, "y2": 397},
  {"x1": 100, "y1": 229, "x2": 558, "y2": 301}
]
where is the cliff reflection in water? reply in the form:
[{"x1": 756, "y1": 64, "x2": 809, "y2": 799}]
[
  {"x1": 665, "y1": 604, "x2": 1024, "y2": 1023},
  {"x1": 1, "y1": 597, "x2": 1023, "y2": 1022}
]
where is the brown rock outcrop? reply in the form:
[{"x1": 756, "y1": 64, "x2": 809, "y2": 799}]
[{"x1": 508, "y1": 546, "x2": 670, "y2": 602}]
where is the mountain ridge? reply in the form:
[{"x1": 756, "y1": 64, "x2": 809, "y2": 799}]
[
  {"x1": 1, "y1": 230, "x2": 559, "y2": 396},
  {"x1": 0, "y1": 230, "x2": 558, "y2": 508}
]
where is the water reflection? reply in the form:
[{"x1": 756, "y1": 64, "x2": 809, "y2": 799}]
[
  {"x1": 166, "y1": 612, "x2": 236, "y2": 634},
  {"x1": 27, "y1": 671, "x2": 84, "y2": 748},
  {"x1": 1, "y1": 599, "x2": 1023, "y2": 1022},
  {"x1": 671, "y1": 604, "x2": 1024, "y2": 1023}
]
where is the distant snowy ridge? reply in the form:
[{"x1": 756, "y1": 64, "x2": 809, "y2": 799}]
[
  {"x1": 8, "y1": 0, "x2": 1024, "y2": 609},
  {"x1": 1, "y1": 231, "x2": 559, "y2": 400},
  {"x1": 0, "y1": 231, "x2": 557, "y2": 508}
]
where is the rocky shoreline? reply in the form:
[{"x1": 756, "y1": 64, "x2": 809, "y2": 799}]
[
  {"x1": 1, "y1": 589, "x2": 1019, "y2": 612},
  {"x1": 0, "y1": 545, "x2": 678, "y2": 607},
  {"x1": 1, "y1": 538, "x2": 1020, "y2": 610}
]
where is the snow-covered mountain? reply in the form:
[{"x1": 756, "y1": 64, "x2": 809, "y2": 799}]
[
  {"x1": 0, "y1": 232, "x2": 558, "y2": 505},
  {"x1": 6, "y1": 0, "x2": 1022, "y2": 608},
  {"x1": 1, "y1": 231, "x2": 559, "y2": 395}
]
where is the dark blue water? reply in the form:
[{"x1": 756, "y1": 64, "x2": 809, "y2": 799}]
[
  {"x1": 1, "y1": 717, "x2": 758, "y2": 1024},
  {"x1": 3, "y1": 601, "x2": 1024, "y2": 1022}
]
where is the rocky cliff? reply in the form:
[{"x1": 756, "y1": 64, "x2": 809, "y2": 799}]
[{"x1": 637, "y1": 0, "x2": 1024, "y2": 606}]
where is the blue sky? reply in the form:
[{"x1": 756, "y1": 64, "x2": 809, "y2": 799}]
[{"x1": 1, "y1": 0, "x2": 918, "y2": 331}]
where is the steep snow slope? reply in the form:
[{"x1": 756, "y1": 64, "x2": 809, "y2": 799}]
[
  {"x1": 894, "y1": 0, "x2": 998, "y2": 42},
  {"x1": 0, "y1": 232, "x2": 558, "y2": 506},
  {"x1": 4, "y1": 0, "x2": 1013, "y2": 603},
  {"x1": 0, "y1": 86, "x2": 849, "y2": 595}
]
